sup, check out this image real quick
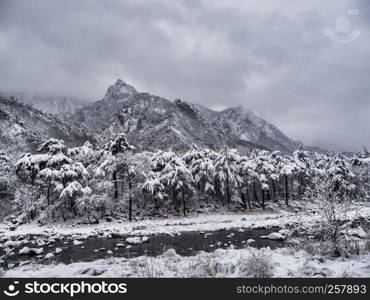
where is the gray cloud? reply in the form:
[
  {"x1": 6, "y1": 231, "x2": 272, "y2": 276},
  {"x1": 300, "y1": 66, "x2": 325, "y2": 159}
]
[{"x1": 0, "y1": 0, "x2": 369, "y2": 151}]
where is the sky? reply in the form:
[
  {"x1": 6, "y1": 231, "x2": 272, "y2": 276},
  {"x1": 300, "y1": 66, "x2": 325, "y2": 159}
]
[{"x1": 0, "y1": 0, "x2": 369, "y2": 151}]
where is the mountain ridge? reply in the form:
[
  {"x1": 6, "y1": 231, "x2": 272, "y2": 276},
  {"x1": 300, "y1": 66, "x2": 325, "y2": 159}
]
[
  {"x1": 0, "y1": 78, "x2": 325, "y2": 154},
  {"x1": 69, "y1": 79, "x2": 303, "y2": 153}
]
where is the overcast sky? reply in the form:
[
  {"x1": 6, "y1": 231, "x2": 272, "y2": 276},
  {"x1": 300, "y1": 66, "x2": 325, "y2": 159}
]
[{"x1": 0, "y1": 0, "x2": 369, "y2": 151}]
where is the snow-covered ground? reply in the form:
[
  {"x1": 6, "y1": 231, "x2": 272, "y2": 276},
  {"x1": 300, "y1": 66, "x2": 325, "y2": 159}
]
[
  {"x1": 3, "y1": 246, "x2": 370, "y2": 278},
  {"x1": 1, "y1": 201, "x2": 369, "y2": 239},
  {"x1": 1, "y1": 201, "x2": 369, "y2": 278}
]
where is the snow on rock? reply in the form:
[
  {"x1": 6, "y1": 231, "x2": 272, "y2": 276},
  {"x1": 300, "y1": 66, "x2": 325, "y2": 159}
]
[
  {"x1": 125, "y1": 236, "x2": 149, "y2": 244},
  {"x1": 55, "y1": 248, "x2": 63, "y2": 254},
  {"x1": 73, "y1": 240, "x2": 83, "y2": 246},
  {"x1": 4, "y1": 241, "x2": 18, "y2": 248},
  {"x1": 162, "y1": 249, "x2": 178, "y2": 258},
  {"x1": 247, "y1": 239, "x2": 255, "y2": 245},
  {"x1": 261, "y1": 232, "x2": 285, "y2": 241},
  {"x1": 278, "y1": 229, "x2": 291, "y2": 237},
  {"x1": 116, "y1": 243, "x2": 124, "y2": 248},
  {"x1": 44, "y1": 253, "x2": 55, "y2": 259},
  {"x1": 126, "y1": 237, "x2": 142, "y2": 244},
  {"x1": 107, "y1": 250, "x2": 113, "y2": 255},
  {"x1": 19, "y1": 247, "x2": 44, "y2": 255}
]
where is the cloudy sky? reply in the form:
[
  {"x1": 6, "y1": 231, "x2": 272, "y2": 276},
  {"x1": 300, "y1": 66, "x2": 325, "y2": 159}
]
[{"x1": 0, "y1": 0, "x2": 369, "y2": 151}]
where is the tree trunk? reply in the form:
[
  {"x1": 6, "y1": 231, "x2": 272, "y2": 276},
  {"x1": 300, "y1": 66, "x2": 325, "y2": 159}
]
[
  {"x1": 253, "y1": 183, "x2": 259, "y2": 204},
  {"x1": 112, "y1": 170, "x2": 118, "y2": 201},
  {"x1": 272, "y1": 180, "x2": 277, "y2": 202},
  {"x1": 261, "y1": 188, "x2": 265, "y2": 210},
  {"x1": 285, "y1": 175, "x2": 289, "y2": 206},
  {"x1": 47, "y1": 184, "x2": 51, "y2": 206},
  {"x1": 246, "y1": 186, "x2": 252, "y2": 210},
  {"x1": 226, "y1": 183, "x2": 230, "y2": 210},
  {"x1": 240, "y1": 190, "x2": 247, "y2": 209},
  {"x1": 143, "y1": 193, "x2": 147, "y2": 209},
  {"x1": 128, "y1": 179, "x2": 133, "y2": 222},
  {"x1": 128, "y1": 195, "x2": 132, "y2": 221},
  {"x1": 182, "y1": 187, "x2": 186, "y2": 217},
  {"x1": 298, "y1": 174, "x2": 302, "y2": 199}
]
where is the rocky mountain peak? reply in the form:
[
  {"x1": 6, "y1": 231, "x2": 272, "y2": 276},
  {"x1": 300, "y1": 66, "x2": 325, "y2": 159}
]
[{"x1": 103, "y1": 79, "x2": 137, "y2": 100}]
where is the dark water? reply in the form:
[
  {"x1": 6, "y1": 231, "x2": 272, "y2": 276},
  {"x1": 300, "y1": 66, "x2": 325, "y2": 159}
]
[{"x1": 1, "y1": 227, "x2": 283, "y2": 268}]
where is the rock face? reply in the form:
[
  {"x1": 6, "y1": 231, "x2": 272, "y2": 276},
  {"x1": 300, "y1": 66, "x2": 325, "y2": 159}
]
[
  {"x1": 0, "y1": 95, "x2": 99, "y2": 153},
  {"x1": 71, "y1": 79, "x2": 300, "y2": 153},
  {"x1": 194, "y1": 105, "x2": 300, "y2": 153},
  {"x1": 1, "y1": 78, "x2": 307, "y2": 155},
  {"x1": 103, "y1": 79, "x2": 137, "y2": 100}
]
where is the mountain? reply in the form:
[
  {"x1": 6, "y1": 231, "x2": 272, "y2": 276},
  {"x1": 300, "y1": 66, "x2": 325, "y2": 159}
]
[
  {"x1": 194, "y1": 104, "x2": 300, "y2": 153},
  {"x1": 71, "y1": 79, "x2": 301, "y2": 153},
  {"x1": 0, "y1": 91, "x2": 89, "y2": 115},
  {"x1": 0, "y1": 95, "x2": 100, "y2": 154}
]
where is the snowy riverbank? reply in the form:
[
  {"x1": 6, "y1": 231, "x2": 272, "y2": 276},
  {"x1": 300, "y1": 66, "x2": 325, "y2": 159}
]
[
  {"x1": 1, "y1": 201, "x2": 369, "y2": 278},
  {"x1": 3, "y1": 246, "x2": 370, "y2": 278},
  {"x1": 1, "y1": 201, "x2": 369, "y2": 239}
]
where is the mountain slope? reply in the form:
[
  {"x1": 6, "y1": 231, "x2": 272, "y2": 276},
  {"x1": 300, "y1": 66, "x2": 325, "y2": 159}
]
[
  {"x1": 0, "y1": 91, "x2": 89, "y2": 115},
  {"x1": 0, "y1": 96, "x2": 100, "y2": 153},
  {"x1": 71, "y1": 79, "x2": 299, "y2": 153},
  {"x1": 194, "y1": 105, "x2": 300, "y2": 153}
]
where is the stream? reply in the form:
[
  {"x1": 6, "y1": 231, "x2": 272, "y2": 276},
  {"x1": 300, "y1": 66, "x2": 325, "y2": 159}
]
[{"x1": 0, "y1": 226, "x2": 284, "y2": 269}]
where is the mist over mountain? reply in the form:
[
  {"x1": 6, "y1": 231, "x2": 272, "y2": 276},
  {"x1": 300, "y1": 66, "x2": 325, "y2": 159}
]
[
  {"x1": 0, "y1": 91, "x2": 89, "y2": 115},
  {"x1": 70, "y1": 79, "x2": 303, "y2": 153},
  {"x1": 1, "y1": 79, "x2": 325, "y2": 154}
]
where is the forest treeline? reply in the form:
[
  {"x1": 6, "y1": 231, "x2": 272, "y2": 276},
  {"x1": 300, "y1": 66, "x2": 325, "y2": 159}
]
[{"x1": 1, "y1": 134, "x2": 369, "y2": 223}]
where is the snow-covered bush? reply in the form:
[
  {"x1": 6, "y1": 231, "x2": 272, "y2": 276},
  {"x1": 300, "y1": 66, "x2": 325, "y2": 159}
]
[{"x1": 242, "y1": 250, "x2": 273, "y2": 278}]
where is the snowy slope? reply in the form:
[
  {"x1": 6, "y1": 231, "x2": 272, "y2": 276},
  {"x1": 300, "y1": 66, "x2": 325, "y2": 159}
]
[
  {"x1": 195, "y1": 105, "x2": 301, "y2": 152},
  {"x1": 0, "y1": 96, "x2": 100, "y2": 153}
]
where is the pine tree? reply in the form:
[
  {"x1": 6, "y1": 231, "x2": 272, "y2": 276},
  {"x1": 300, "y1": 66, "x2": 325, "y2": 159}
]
[
  {"x1": 15, "y1": 138, "x2": 91, "y2": 220},
  {"x1": 327, "y1": 153, "x2": 355, "y2": 200},
  {"x1": 159, "y1": 154, "x2": 194, "y2": 216},
  {"x1": 0, "y1": 152, "x2": 10, "y2": 193},
  {"x1": 97, "y1": 134, "x2": 135, "y2": 202},
  {"x1": 185, "y1": 148, "x2": 216, "y2": 196},
  {"x1": 214, "y1": 146, "x2": 241, "y2": 209},
  {"x1": 279, "y1": 155, "x2": 298, "y2": 206},
  {"x1": 141, "y1": 171, "x2": 165, "y2": 210},
  {"x1": 292, "y1": 148, "x2": 313, "y2": 199}
]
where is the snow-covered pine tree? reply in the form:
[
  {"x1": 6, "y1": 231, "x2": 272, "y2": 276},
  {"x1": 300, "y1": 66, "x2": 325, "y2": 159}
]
[
  {"x1": 238, "y1": 155, "x2": 257, "y2": 210},
  {"x1": 184, "y1": 147, "x2": 216, "y2": 197},
  {"x1": 159, "y1": 154, "x2": 194, "y2": 216},
  {"x1": 251, "y1": 150, "x2": 275, "y2": 209},
  {"x1": 97, "y1": 134, "x2": 135, "y2": 203},
  {"x1": 292, "y1": 148, "x2": 314, "y2": 199},
  {"x1": 351, "y1": 147, "x2": 370, "y2": 199},
  {"x1": 141, "y1": 171, "x2": 165, "y2": 211},
  {"x1": 15, "y1": 138, "x2": 91, "y2": 220},
  {"x1": 268, "y1": 151, "x2": 282, "y2": 202},
  {"x1": 327, "y1": 153, "x2": 356, "y2": 200},
  {"x1": 214, "y1": 146, "x2": 241, "y2": 209},
  {"x1": 0, "y1": 152, "x2": 10, "y2": 193},
  {"x1": 279, "y1": 155, "x2": 298, "y2": 206}
]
